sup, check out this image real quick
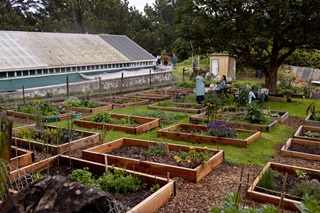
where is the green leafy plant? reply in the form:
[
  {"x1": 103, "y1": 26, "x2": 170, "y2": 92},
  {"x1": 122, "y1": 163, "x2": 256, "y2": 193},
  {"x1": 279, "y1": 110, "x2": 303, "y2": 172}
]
[
  {"x1": 210, "y1": 192, "x2": 277, "y2": 213},
  {"x1": 69, "y1": 167, "x2": 101, "y2": 189},
  {"x1": 174, "y1": 146, "x2": 211, "y2": 166},
  {"x1": 204, "y1": 91, "x2": 225, "y2": 123},
  {"x1": 245, "y1": 104, "x2": 268, "y2": 124},
  {"x1": 150, "y1": 184, "x2": 160, "y2": 193},
  {"x1": 141, "y1": 142, "x2": 166, "y2": 160},
  {"x1": 295, "y1": 194, "x2": 320, "y2": 213},
  {"x1": 257, "y1": 169, "x2": 276, "y2": 190},
  {"x1": 93, "y1": 111, "x2": 111, "y2": 123},
  {"x1": 290, "y1": 179, "x2": 320, "y2": 200},
  {"x1": 33, "y1": 172, "x2": 45, "y2": 181},
  {"x1": 177, "y1": 81, "x2": 196, "y2": 88},
  {"x1": 98, "y1": 168, "x2": 146, "y2": 196},
  {"x1": 306, "y1": 100, "x2": 320, "y2": 121},
  {"x1": 303, "y1": 131, "x2": 320, "y2": 138},
  {"x1": 296, "y1": 170, "x2": 310, "y2": 180},
  {"x1": 156, "y1": 100, "x2": 173, "y2": 107}
]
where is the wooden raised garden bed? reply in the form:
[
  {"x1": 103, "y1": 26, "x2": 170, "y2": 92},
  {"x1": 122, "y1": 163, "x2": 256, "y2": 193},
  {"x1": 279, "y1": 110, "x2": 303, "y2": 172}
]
[
  {"x1": 304, "y1": 114, "x2": 320, "y2": 127},
  {"x1": 189, "y1": 113, "x2": 278, "y2": 132},
  {"x1": 280, "y1": 138, "x2": 320, "y2": 161},
  {"x1": 9, "y1": 155, "x2": 175, "y2": 213},
  {"x1": 218, "y1": 110, "x2": 289, "y2": 124},
  {"x1": 148, "y1": 103, "x2": 205, "y2": 114},
  {"x1": 247, "y1": 162, "x2": 320, "y2": 210},
  {"x1": 67, "y1": 103, "x2": 112, "y2": 114},
  {"x1": 75, "y1": 114, "x2": 160, "y2": 134},
  {"x1": 82, "y1": 137, "x2": 224, "y2": 182},
  {"x1": 93, "y1": 97, "x2": 150, "y2": 109},
  {"x1": 12, "y1": 124, "x2": 100, "y2": 155},
  {"x1": 10, "y1": 146, "x2": 34, "y2": 169},
  {"x1": 6, "y1": 110, "x2": 74, "y2": 122},
  {"x1": 125, "y1": 93, "x2": 171, "y2": 103},
  {"x1": 294, "y1": 125, "x2": 320, "y2": 142},
  {"x1": 157, "y1": 123, "x2": 261, "y2": 147}
]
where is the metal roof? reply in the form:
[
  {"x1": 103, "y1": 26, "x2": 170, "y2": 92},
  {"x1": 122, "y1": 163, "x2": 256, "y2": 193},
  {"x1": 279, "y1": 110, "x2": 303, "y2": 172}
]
[
  {"x1": 99, "y1": 35, "x2": 155, "y2": 61},
  {"x1": 0, "y1": 31, "x2": 155, "y2": 72}
]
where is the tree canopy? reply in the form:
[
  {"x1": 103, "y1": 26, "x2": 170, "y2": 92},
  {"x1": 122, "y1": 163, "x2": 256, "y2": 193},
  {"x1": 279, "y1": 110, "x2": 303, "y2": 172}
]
[{"x1": 176, "y1": 0, "x2": 320, "y2": 93}]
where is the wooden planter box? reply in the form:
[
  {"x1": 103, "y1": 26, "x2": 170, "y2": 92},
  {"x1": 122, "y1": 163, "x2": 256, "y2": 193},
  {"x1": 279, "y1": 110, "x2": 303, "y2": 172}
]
[
  {"x1": 247, "y1": 162, "x2": 320, "y2": 210},
  {"x1": 148, "y1": 103, "x2": 205, "y2": 114},
  {"x1": 12, "y1": 124, "x2": 100, "y2": 155},
  {"x1": 125, "y1": 93, "x2": 171, "y2": 103},
  {"x1": 68, "y1": 104, "x2": 112, "y2": 114},
  {"x1": 217, "y1": 110, "x2": 289, "y2": 124},
  {"x1": 304, "y1": 114, "x2": 320, "y2": 127},
  {"x1": 9, "y1": 155, "x2": 175, "y2": 213},
  {"x1": 189, "y1": 113, "x2": 278, "y2": 132},
  {"x1": 6, "y1": 110, "x2": 74, "y2": 122},
  {"x1": 157, "y1": 123, "x2": 261, "y2": 147},
  {"x1": 82, "y1": 137, "x2": 224, "y2": 183},
  {"x1": 75, "y1": 114, "x2": 160, "y2": 134},
  {"x1": 280, "y1": 138, "x2": 320, "y2": 161},
  {"x1": 294, "y1": 125, "x2": 320, "y2": 142},
  {"x1": 10, "y1": 146, "x2": 34, "y2": 169},
  {"x1": 94, "y1": 97, "x2": 150, "y2": 109}
]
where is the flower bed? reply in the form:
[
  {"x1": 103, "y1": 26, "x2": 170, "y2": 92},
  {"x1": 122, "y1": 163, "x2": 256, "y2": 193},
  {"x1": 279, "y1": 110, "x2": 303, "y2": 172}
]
[
  {"x1": 157, "y1": 123, "x2": 261, "y2": 147},
  {"x1": 9, "y1": 155, "x2": 175, "y2": 213},
  {"x1": 12, "y1": 124, "x2": 100, "y2": 155},
  {"x1": 189, "y1": 113, "x2": 278, "y2": 132},
  {"x1": 82, "y1": 137, "x2": 224, "y2": 182},
  {"x1": 280, "y1": 138, "x2": 320, "y2": 161},
  {"x1": 247, "y1": 162, "x2": 320, "y2": 210},
  {"x1": 148, "y1": 102, "x2": 205, "y2": 114},
  {"x1": 75, "y1": 114, "x2": 160, "y2": 134},
  {"x1": 93, "y1": 97, "x2": 150, "y2": 109},
  {"x1": 10, "y1": 146, "x2": 34, "y2": 169},
  {"x1": 294, "y1": 125, "x2": 320, "y2": 142}
]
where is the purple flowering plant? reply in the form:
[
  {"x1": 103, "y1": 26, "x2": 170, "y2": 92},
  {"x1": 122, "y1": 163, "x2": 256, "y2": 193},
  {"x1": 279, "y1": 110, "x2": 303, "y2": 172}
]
[{"x1": 206, "y1": 121, "x2": 238, "y2": 138}]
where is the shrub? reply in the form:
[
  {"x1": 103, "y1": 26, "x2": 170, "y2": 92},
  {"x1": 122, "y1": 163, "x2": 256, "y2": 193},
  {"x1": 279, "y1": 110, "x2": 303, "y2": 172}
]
[
  {"x1": 177, "y1": 81, "x2": 196, "y2": 88},
  {"x1": 245, "y1": 104, "x2": 268, "y2": 124},
  {"x1": 93, "y1": 111, "x2": 111, "y2": 123},
  {"x1": 291, "y1": 179, "x2": 320, "y2": 200},
  {"x1": 206, "y1": 121, "x2": 237, "y2": 138}
]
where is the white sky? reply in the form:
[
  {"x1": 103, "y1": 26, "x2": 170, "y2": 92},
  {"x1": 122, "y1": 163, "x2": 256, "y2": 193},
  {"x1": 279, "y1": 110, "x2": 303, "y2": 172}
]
[{"x1": 127, "y1": 0, "x2": 155, "y2": 13}]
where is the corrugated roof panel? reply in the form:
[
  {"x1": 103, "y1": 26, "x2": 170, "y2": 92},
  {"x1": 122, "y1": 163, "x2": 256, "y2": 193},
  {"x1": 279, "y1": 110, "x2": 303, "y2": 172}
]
[
  {"x1": 99, "y1": 35, "x2": 155, "y2": 61},
  {"x1": 13, "y1": 32, "x2": 129, "y2": 66},
  {"x1": 0, "y1": 32, "x2": 48, "y2": 70}
]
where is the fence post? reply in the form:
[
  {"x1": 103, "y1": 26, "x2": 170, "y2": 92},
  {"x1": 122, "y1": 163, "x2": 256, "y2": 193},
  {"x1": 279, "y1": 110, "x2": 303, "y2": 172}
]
[
  {"x1": 149, "y1": 70, "x2": 152, "y2": 89},
  {"x1": 22, "y1": 86, "x2": 25, "y2": 105},
  {"x1": 66, "y1": 75, "x2": 69, "y2": 97},
  {"x1": 120, "y1": 73, "x2": 123, "y2": 94}
]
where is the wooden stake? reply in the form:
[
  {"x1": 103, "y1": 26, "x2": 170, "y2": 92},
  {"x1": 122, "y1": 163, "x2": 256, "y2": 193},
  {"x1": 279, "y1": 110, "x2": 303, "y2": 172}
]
[
  {"x1": 279, "y1": 173, "x2": 288, "y2": 213},
  {"x1": 104, "y1": 154, "x2": 108, "y2": 174},
  {"x1": 236, "y1": 165, "x2": 244, "y2": 206}
]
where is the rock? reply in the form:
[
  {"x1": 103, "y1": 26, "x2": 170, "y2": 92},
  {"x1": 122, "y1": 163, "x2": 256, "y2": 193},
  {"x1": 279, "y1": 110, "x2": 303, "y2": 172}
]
[{"x1": 0, "y1": 175, "x2": 120, "y2": 213}]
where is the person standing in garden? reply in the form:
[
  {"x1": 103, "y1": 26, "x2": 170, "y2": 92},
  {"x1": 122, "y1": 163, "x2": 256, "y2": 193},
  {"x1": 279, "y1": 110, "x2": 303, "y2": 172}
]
[
  {"x1": 172, "y1": 53, "x2": 178, "y2": 68},
  {"x1": 163, "y1": 54, "x2": 168, "y2": 66},
  {"x1": 196, "y1": 70, "x2": 206, "y2": 104},
  {"x1": 248, "y1": 89, "x2": 256, "y2": 104}
]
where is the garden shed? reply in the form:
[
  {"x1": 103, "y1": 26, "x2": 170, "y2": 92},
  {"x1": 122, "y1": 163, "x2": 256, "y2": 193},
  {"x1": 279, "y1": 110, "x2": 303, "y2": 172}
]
[{"x1": 209, "y1": 54, "x2": 236, "y2": 81}]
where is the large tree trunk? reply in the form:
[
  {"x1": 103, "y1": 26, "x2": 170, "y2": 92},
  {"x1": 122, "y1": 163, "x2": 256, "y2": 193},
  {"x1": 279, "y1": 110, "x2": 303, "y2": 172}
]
[{"x1": 265, "y1": 66, "x2": 278, "y2": 94}]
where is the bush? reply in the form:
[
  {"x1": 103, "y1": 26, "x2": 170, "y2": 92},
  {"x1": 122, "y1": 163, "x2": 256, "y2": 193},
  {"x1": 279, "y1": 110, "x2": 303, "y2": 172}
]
[
  {"x1": 93, "y1": 111, "x2": 111, "y2": 123},
  {"x1": 291, "y1": 179, "x2": 320, "y2": 200},
  {"x1": 245, "y1": 104, "x2": 268, "y2": 124},
  {"x1": 206, "y1": 121, "x2": 237, "y2": 138}
]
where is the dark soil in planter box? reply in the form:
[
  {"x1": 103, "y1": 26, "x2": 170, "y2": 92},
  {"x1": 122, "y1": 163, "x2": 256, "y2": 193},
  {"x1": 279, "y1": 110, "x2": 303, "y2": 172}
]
[
  {"x1": 289, "y1": 143, "x2": 320, "y2": 155},
  {"x1": 108, "y1": 145, "x2": 214, "y2": 169}
]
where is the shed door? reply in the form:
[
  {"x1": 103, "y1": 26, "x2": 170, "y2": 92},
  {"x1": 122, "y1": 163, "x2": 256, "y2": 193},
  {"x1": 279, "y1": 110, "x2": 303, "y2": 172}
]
[{"x1": 211, "y1": 59, "x2": 219, "y2": 76}]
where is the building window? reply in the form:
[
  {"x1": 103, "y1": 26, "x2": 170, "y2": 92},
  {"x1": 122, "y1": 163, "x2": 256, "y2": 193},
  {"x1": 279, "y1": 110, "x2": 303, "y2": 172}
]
[
  {"x1": 16, "y1": 71, "x2": 22, "y2": 76},
  {"x1": 23, "y1": 71, "x2": 29, "y2": 76},
  {"x1": 66, "y1": 67, "x2": 71, "y2": 72},
  {"x1": 49, "y1": 69, "x2": 54, "y2": 73},
  {"x1": 30, "y1": 70, "x2": 36, "y2": 75},
  {"x1": 8, "y1": 72, "x2": 14, "y2": 77}
]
